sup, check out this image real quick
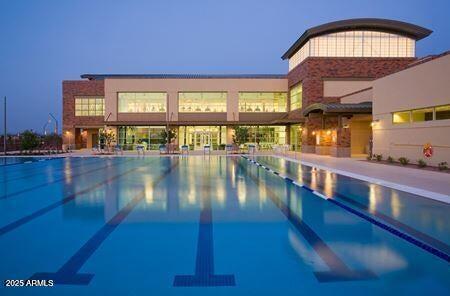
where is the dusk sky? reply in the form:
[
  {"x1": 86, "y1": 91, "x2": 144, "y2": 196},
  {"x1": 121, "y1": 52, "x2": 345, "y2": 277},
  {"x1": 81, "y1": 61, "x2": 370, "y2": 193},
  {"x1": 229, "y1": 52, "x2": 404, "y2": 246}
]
[{"x1": 1, "y1": 0, "x2": 449, "y2": 133}]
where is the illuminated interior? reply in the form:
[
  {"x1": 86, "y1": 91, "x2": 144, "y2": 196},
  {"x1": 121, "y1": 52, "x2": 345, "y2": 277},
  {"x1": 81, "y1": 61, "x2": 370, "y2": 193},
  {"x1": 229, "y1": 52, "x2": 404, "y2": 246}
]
[
  {"x1": 118, "y1": 93, "x2": 167, "y2": 113},
  {"x1": 178, "y1": 126, "x2": 226, "y2": 150},
  {"x1": 75, "y1": 97, "x2": 105, "y2": 116},
  {"x1": 290, "y1": 84, "x2": 302, "y2": 110},
  {"x1": 179, "y1": 92, "x2": 227, "y2": 112},
  {"x1": 289, "y1": 31, "x2": 416, "y2": 70},
  {"x1": 238, "y1": 92, "x2": 287, "y2": 112}
]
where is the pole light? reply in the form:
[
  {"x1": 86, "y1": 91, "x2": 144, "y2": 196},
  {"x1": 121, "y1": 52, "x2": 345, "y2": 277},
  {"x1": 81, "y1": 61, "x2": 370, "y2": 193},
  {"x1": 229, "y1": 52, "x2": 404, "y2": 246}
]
[
  {"x1": 3, "y1": 96, "x2": 6, "y2": 155},
  {"x1": 49, "y1": 113, "x2": 58, "y2": 134}
]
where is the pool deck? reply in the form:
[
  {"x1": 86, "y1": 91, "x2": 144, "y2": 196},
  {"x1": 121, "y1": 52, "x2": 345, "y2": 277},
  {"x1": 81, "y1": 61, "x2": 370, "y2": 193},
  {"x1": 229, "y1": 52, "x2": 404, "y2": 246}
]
[{"x1": 277, "y1": 152, "x2": 450, "y2": 203}]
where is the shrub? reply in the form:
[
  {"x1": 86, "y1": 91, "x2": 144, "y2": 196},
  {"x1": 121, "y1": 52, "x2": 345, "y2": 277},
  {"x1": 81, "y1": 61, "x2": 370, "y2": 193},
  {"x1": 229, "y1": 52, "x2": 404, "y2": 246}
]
[
  {"x1": 417, "y1": 159, "x2": 427, "y2": 168},
  {"x1": 375, "y1": 154, "x2": 383, "y2": 161},
  {"x1": 387, "y1": 156, "x2": 394, "y2": 163},
  {"x1": 438, "y1": 161, "x2": 448, "y2": 171},
  {"x1": 20, "y1": 130, "x2": 40, "y2": 151},
  {"x1": 398, "y1": 157, "x2": 410, "y2": 166},
  {"x1": 366, "y1": 155, "x2": 372, "y2": 161}
]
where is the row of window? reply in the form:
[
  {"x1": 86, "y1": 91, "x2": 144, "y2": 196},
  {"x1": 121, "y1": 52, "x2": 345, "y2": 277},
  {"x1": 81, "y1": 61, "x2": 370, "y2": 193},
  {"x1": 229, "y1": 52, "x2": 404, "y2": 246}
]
[
  {"x1": 75, "y1": 97, "x2": 105, "y2": 116},
  {"x1": 289, "y1": 30, "x2": 415, "y2": 71},
  {"x1": 392, "y1": 105, "x2": 450, "y2": 123},
  {"x1": 75, "y1": 90, "x2": 304, "y2": 116}
]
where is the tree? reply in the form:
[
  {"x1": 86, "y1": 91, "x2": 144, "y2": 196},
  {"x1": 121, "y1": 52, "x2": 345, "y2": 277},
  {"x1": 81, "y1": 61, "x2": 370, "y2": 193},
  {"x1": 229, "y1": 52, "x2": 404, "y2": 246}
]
[
  {"x1": 232, "y1": 126, "x2": 249, "y2": 146},
  {"x1": 20, "y1": 130, "x2": 40, "y2": 151},
  {"x1": 99, "y1": 129, "x2": 115, "y2": 148},
  {"x1": 159, "y1": 129, "x2": 177, "y2": 145}
]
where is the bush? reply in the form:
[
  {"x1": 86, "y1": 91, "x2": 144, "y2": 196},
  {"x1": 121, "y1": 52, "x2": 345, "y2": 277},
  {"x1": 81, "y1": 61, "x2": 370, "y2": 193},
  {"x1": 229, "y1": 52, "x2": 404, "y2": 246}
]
[
  {"x1": 398, "y1": 157, "x2": 410, "y2": 166},
  {"x1": 375, "y1": 154, "x2": 383, "y2": 161},
  {"x1": 438, "y1": 162, "x2": 448, "y2": 171},
  {"x1": 20, "y1": 130, "x2": 40, "y2": 151},
  {"x1": 387, "y1": 156, "x2": 394, "y2": 163},
  {"x1": 417, "y1": 159, "x2": 427, "y2": 168},
  {"x1": 366, "y1": 155, "x2": 372, "y2": 161}
]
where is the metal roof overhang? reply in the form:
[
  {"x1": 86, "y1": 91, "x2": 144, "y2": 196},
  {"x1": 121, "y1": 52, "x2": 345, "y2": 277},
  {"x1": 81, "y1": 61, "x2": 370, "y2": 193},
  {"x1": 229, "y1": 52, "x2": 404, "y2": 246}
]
[{"x1": 302, "y1": 102, "x2": 373, "y2": 117}]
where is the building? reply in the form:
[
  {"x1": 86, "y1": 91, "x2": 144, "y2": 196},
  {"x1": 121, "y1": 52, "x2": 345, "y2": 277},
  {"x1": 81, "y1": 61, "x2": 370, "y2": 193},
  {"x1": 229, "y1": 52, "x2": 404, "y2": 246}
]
[
  {"x1": 372, "y1": 52, "x2": 450, "y2": 165},
  {"x1": 63, "y1": 18, "x2": 440, "y2": 157}
]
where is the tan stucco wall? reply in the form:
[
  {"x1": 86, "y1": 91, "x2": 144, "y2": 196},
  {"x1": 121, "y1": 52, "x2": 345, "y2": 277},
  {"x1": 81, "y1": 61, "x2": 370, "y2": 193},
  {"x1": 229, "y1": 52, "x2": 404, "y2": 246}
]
[
  {"x1": 341, "y1": 88, "x2": 373, "y2": 103},
  {"x1": 323, "y1": 80, "x2": 373, "y2": 97},
  {"x1": 372, "y1": 54, "x2": 450, "y2": 165},
  {"x1": 104, "y1": 78, "x2": 288, "y2": 124}
]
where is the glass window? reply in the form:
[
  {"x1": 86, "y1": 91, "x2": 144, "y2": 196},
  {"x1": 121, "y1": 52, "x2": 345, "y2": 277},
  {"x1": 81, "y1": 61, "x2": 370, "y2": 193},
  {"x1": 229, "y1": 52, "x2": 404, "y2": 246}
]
[
  {"x1": 239, "y1": 92, "x2": 287, "y2": 112},
  {"x1": 179, "y1": 92, "x2": 227, "y2": 112},
  {"x1": 412, "y1": 108, "x2": 434, "y2": 122},
  {"x1": 392, "y1": 111, "x2": 411, "y2": 124},
  {"x1": 118, "y1": 93, "x2": 166, "y2": 113},
  {"x1": 435, "y1": 105, "x2": 450, "y2": 120},
  {"x1": 288, "y1": 30, "x2": 416, "y2": 71},
  {"x1": 290, "y1": 84, "x2": 302, "y2": 110},
  {"x1": 75, "y1": 97, "x2": 105, "y2": 116},
  {"x1": 118, "y1": 126, "x2": 166, "y2": 150}
]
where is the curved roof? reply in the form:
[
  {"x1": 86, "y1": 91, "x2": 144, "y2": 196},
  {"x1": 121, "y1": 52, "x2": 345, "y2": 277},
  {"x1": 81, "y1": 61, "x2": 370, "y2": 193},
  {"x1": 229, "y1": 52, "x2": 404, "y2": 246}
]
[
  {"x1": 302, "y1": 102, "x2": 372, "y2": 117},
  {"x1": 282, "y1": 18, "x2": 432, "y2": 60}
]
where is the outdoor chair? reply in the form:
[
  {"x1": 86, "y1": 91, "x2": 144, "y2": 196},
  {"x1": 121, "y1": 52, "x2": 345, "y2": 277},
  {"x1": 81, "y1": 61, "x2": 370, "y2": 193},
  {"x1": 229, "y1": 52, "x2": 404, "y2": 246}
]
[
  {"x1": 136, "y1": 145, "x2": 145, "y2": 156},
  {"x1": 181, "y1": 145, "x2": 189, "y2": 155},
  {"x1": 114, "y1": 145, "x2": 123, "y2": 155}
]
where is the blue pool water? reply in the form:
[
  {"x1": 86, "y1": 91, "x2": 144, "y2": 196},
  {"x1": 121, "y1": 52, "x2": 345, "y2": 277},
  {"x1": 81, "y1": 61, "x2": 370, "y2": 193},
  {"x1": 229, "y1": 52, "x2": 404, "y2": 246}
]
[{"x1": 0, "y1": 156, "x2": 449, "y2": 295}]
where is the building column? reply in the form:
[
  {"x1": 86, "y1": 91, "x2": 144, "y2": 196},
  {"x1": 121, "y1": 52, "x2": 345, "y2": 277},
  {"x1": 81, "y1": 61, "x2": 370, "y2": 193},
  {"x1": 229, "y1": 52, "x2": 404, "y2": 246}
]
[{"x1": 330, "y1": 127, "x2": 351, "y2": 157}]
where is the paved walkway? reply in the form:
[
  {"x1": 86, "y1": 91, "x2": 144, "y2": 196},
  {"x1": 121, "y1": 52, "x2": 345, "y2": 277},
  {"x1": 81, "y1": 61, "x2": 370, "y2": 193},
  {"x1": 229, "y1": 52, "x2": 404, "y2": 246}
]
[{"x1": 276, "y1": 151, "x2": 450, "y2": 203}]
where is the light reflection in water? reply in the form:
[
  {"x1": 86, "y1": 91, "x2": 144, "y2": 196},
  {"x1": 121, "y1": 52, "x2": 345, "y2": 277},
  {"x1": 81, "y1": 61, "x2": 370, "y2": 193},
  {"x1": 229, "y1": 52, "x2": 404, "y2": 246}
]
[
  {"x1": 369, "y1": 184, "x2": 377, "y2": 213},
  {"x1": 390, "y1": 191, "x2": 401, "y2": 218},
  {"x1": 324, "y1": 171, "x2": 333, "y2": 197}
]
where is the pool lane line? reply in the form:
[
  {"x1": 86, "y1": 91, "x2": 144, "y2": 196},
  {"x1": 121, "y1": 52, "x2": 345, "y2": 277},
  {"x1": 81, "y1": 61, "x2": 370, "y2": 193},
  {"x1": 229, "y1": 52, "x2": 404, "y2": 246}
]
[
  {"x1": 0, "y1": 159, "x2": 140, "y2": 237},
  {"x1": 242, "y1": 156, "x2": 450, "y2": 264},
  {"x1": 256, "y1": 157, "x2": 450, "y2": 259},
  {"x1": 29, "y1": 160, "x2": 179, "y2": 285},
  {"x1": 0, "y1": 157, "x2": 104, "y2": 184},
  {"x1": 173, "y1": 185, "x2": 236, "y2": 287},
  {"x1": 0, "y1": 157, "x2": 66, "y2": 167},
  {"x1": 237, "y1": 157, "x2": 376, "y2": 283},
  {"x1": 0, "y1": 158, "x2": 131, "y2": 200}
]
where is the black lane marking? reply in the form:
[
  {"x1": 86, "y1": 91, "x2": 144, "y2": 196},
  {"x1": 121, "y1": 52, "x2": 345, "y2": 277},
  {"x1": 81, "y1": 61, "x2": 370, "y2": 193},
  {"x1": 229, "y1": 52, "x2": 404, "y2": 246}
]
[
  {"x1": 0, "y1": 157, "x2": 103, "y2": 184},
  {"x1": 246, "y1": 156, "x2": 450, "y2": 264},
  {"x1": 0, "y1": 159, "x2": 138, "y2": 237},
  {"x1": 237, "y1": 157, "x2": 376, "y2": 282},
  {"x1": 29, "y1": 160, "x2": 179, "y2": 285},
  {"x1": 0, "y1": 158, "x2": 130, "y2": 200},
  {"x1": 173, "y1": 184, "x2": 235, "y2": 287}
]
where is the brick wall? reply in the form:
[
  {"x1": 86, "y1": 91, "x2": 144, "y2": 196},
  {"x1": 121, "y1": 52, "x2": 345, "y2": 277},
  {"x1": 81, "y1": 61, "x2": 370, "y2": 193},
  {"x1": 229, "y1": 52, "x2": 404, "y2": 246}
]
[
  {"x1": 62, "y1": 80, "x2": 105, "y2": 131},
  {"x1": 287, "y1": 57, "x2": 416, "y2": 108},
  {"x1": 62, "y1": 80, "x2": 105, "y2": 147}
]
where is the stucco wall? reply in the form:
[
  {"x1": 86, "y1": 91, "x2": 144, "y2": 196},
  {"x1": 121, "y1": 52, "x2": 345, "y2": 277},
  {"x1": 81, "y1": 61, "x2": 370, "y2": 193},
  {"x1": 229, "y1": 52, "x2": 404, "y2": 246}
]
[
  {"x1": 372, "y1": 53, "x2": 450, "y2": 165},
  {"x1": 341, "y1": 88, "x2": 373, "y2": 104},
  {"x1": 323, "y1": 80, "x2": 372, "y2": 97},
  {"x1": 104, "y1": 78, "x2": 288, "y2": 124}
]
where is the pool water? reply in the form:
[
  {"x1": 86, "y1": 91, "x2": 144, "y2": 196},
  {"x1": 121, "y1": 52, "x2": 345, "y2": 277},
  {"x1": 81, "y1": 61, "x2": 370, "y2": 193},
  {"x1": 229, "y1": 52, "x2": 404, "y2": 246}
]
[{"x1": 0, "y1": 156, "x2": 449, "y2": 295}]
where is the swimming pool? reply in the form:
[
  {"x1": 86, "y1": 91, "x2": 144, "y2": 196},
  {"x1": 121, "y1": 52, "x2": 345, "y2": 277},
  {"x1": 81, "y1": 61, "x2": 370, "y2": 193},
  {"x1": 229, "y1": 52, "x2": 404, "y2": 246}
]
[{"x1": 0, "y1": 156, "x2": 449, "y2": 295}]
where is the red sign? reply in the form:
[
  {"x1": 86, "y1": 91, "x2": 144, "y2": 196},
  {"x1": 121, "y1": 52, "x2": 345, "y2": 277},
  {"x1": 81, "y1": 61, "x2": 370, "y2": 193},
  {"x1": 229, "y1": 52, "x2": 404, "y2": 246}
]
[{"x1": 423, "y1": 143, "x2": 433, "y2": 158}]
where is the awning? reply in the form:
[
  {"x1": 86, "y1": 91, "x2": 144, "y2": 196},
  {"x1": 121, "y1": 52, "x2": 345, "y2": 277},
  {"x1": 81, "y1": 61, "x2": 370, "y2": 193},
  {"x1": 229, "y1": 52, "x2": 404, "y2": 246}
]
[{"x1": 302, "y1": 102, "x2": 372, "y2": 117}]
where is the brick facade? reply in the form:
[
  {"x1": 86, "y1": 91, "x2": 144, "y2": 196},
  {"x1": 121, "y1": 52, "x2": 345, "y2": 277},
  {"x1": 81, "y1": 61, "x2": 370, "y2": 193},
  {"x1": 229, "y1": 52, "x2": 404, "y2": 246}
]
[
  {"x1": 62, "y1": 80, "x2": 105, "y2": 147},
  {"x1": 286, "y1": 57, "x2": 416, "y2": 155}
]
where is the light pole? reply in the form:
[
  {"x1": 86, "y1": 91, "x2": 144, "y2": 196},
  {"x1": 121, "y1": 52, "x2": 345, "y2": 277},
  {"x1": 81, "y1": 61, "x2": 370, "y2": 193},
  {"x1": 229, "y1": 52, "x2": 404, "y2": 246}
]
[
  {"x1": 49, "y1": 113, "x2": 58, "y2": 134},
  {"x1": 3, "y1": 97, "x2": 6, "y2": 155}
]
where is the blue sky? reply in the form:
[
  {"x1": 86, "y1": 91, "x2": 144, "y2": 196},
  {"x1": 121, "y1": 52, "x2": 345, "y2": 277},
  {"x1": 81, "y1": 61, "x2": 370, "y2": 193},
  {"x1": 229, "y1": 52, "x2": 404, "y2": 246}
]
[{"x1": 0, "y1": 0, "x2": 449, "y2": 133}]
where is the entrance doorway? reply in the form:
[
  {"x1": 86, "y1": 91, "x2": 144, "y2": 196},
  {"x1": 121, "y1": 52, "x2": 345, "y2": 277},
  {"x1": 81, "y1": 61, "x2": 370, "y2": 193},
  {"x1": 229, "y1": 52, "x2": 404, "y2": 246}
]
[
  {"x1": 194, "y1": 131, "x2": 211, "y2": 149},
  {"x1": 179, "y1": 126, "x2": 226, "y2": 150}
]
